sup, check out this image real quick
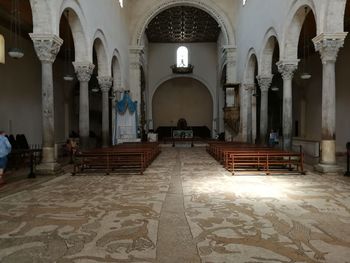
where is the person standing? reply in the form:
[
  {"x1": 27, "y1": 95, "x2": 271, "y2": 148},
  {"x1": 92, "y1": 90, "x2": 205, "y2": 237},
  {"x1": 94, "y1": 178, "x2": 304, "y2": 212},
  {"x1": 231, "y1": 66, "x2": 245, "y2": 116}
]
[{"x1": 0, "y1": 131, "x2": 12, "y2": 186}]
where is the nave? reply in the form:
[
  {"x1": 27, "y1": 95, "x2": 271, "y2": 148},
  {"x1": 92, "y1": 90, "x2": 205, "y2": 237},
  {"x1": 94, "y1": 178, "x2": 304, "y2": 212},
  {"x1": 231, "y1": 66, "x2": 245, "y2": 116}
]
[{"x1": 1, "y1": 147, "x2": 350, "y2": 262}]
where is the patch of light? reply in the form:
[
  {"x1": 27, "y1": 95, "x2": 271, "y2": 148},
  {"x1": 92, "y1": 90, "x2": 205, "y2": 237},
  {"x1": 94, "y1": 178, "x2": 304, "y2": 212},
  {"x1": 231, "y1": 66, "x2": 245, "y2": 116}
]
[
  {"x1": 198, "y1": 176, "x2": 288, "y2": 199},
  {"x1": 119, "y1": 0, "x2": 124, "y2": 8}
]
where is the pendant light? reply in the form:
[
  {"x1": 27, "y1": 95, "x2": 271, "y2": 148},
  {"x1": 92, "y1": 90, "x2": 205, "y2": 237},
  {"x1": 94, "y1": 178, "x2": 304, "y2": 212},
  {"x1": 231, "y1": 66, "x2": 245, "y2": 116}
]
[
  {"x1": 300, "y1": 6, "x2": 311, "y2": 80},
  {"x1": 8, "y1": 0, "x2": 24, "y2": 59},
  {"x1": 63, "y1": 10, "x2": 74, "y2": 81}
]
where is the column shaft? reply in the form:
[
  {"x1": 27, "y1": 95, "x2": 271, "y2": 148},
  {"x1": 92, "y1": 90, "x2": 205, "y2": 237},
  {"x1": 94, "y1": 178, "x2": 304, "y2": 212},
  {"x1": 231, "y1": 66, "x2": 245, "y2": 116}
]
[
  {"x1": 73, "y1": 62, "x2": 95, "y2": 149},
  {"x1": 79, "y1": 80, "x2": 90, "y2": 148},
  {"x1": 282, "y1": 77, "x2": 293, "y2": 150},
  {"x1": 102, "y1": 91, "x2": 109, "y2": 147},
  {"x1": 257, "y1": 75, "x2": 273, "y2": 145},
  {"x1": 277, "y1": 61, "x2": 298, "y2": 150}
]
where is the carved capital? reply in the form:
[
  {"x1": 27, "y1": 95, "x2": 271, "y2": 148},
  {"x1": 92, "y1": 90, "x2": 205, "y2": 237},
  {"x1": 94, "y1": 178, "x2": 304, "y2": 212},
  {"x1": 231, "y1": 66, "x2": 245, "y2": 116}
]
[
  {"x1": 313, "y1": 33, "x2": 347, "y2": 64},
  {"x1": 276, "y1": 61, "x2": 298, "y2": 81},
  {"x1": 243, "y1": 83, "x2": 255, "y2": 93},
  {"x1": 98, "y1": 76, "x2": 113, "y2": 92},
  {"x1": 30, "y1": 34, "x2": 63, "y2": 63},
  {"x1": 73, "y1": 62, "x2": 95, "y2": 82},
  {"x1": 256, "y1": 75, "x2": 273, "y2": 92}
]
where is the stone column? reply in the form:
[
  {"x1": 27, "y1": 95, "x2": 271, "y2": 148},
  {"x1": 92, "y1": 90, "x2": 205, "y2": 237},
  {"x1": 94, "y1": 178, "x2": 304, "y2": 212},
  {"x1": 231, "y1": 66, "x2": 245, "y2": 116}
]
[
  {"x1": 312, "y1": 33, "x2": 347, "y2": 173},
  {"x1": 73, "y1": 62, "x2": 95, "y2": 149},
  {"x1": 243, "y1": 83, "x2": 254, "y2": 143},
  {"x1": 129, "y1": 46, "x2": 144, "y2": 127},
  {"x1": 256, "y1": 75, "x2": 273, "y2": 144},
  {"x1": 30, "y1": 34, "x2": 63, "y2": 174},
  {"x1": 98, "y1": 76, "x2": 113, "y2": 147},
  {"x1": 277, "y1": 60, "x2": 298, "y2": 150}
]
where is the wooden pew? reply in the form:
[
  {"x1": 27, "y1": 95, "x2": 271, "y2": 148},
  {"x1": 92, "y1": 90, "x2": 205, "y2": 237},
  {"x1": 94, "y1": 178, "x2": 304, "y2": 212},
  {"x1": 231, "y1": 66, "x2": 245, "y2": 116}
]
[{"x1": 72, "y1": 142, "x2": 160, "y2": 175}]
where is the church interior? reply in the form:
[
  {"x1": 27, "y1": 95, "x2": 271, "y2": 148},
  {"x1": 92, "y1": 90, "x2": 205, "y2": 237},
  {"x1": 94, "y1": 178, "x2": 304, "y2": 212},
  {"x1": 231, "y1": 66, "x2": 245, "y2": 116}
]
[{"x1": 0, "y1": 0, "x2": 350, "y2": 262}]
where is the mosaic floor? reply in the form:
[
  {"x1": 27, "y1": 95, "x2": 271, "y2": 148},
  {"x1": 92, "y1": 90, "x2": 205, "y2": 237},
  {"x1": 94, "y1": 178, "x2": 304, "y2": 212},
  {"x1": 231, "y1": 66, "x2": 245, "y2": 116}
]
[{"x1": 0, "y1": 147, "x2": 350, "y2": 262}]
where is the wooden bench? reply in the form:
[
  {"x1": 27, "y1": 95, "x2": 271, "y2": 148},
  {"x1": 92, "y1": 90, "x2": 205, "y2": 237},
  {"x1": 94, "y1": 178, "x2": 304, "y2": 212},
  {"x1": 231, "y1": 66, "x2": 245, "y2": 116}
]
[
  {"x1": 207, "y1": 141, "x2": 305, "y2": 175},
  {"x1": 229, "y1": 151, "x2": 305, "y2": 175},
  {"x1": 72, "y1": 142, "x2": 160, "y2": 175}
]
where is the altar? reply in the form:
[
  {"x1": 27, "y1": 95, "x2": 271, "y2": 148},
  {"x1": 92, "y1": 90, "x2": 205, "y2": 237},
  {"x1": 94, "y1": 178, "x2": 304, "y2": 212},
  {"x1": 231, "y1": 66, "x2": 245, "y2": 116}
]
[
  {"x1": 172, "y1": 129, "x2": 194, "y2": 147},
  {"x1": 172, "y1": 130, "x2": 193, "y2": 139}
]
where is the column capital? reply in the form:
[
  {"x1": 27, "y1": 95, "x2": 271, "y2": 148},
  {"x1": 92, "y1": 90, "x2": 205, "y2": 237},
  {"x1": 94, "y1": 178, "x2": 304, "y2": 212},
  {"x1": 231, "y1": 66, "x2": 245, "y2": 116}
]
[
  {"x1": 73, "y1": 62, "x2": 95, "y2": 82},
  {"x1": 243, "y1": 83, "x2": 255, "y2": 92},
  {"x1": 98, "y1": 76, "x2": 113, "y2": 92},
  {"x1": 312, "y1": 33, "x2": 348, "y2": 63},
  {"x1": 256, "y1": 75, "x2": 273, "y2": 92},
  {"x1": 277, "y1": 60, "x2": 299, "y2": 80},
  {"x1": 29, "y1": 34, "x2": 63, "y2": 63}
]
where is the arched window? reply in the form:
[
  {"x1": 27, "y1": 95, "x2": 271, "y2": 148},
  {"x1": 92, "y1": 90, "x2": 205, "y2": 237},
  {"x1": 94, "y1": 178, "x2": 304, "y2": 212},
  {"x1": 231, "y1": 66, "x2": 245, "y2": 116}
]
[
  {"x1": 177, "y1": 46, "x2": 188, "y2": 67},
  {"x1": 0, "y1": 34, "x2": 4, "y2": 64}
]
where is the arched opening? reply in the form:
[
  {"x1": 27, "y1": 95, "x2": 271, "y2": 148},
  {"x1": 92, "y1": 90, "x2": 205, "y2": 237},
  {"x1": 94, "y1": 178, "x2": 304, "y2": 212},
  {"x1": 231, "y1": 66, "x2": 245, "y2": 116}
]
[
  {"x1": 88, "y1": 47, "x2": 102, "y2": 147},
  {"x1": 152, "y1": 77, "x2": 213, "y2": 140},
  {"x1": 54, "y1": 9, "x2": 77, "y2": 146},
  {"x1": 292, "y1": 7, "x2": 319, "y2": 145},
  {"x1": 177, "y1": 46, "x2": 188, "y2": 67},
  {"x1": 267, "y1": 37, "x2": 281, "y2": 138}
]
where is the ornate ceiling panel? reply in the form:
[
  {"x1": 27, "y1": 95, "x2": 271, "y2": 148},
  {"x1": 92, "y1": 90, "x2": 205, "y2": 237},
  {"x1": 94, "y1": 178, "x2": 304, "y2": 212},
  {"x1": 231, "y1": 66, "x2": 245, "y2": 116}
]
[{"x1": 146, "y1": 6, "x2": 221, "y2": 43}]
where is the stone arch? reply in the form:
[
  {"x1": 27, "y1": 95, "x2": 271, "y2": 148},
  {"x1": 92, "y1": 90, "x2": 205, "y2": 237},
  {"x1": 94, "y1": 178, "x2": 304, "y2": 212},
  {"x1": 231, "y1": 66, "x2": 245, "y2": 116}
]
[
  {"x1": 151, "y1": 74, "x2": 215, "y2": 105},
  {"x1": 57, "y1": 0, "x2": 89, "y2": 62},
  {"x1": 111, "y1": 49, "x2": 122, "y2": 91},
  {"x1": 131, "y1": 0, "x2": 235, "y2": 46},
  {"x1": 259, "y1": 28, "x2": 279, "y2": 76},
  {"x1": 244, "y1": 48, "x2": 258, "y2": 84},
  {"x1": 325, "y1": 0, "x2": 347, "y2": 32},
  {"x1": 29, "y1": 0, "x2": 52, "y2": 33},
  {"x1": 93, "y1": 29, "x2": 109, "y2": 76},
  {"x1": 281, "y1": 0, "x2": 318, "y2": 60}
]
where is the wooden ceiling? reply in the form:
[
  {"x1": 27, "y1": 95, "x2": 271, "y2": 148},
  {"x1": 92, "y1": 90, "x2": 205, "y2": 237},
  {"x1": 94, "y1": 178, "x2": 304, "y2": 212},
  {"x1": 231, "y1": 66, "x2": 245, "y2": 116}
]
[{"x1": 146, "y1": 6, "x2": 221, "y2": 43}]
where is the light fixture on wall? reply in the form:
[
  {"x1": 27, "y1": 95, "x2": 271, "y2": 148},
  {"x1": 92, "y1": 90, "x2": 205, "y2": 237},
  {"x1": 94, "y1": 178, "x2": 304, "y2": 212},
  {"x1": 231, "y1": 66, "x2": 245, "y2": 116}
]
[
  {"x1": 300, "y1": 6, "x2": 312, "y2": 80},
  {"x1": 8, "y1": 0, "x2": 24, "y2": 59},
  {"x1": 63, "y1": 10, "x2": 74, "y2": 81},
  {"x1": 271, "y1": 86, "x2": 279, "y2": 91}
]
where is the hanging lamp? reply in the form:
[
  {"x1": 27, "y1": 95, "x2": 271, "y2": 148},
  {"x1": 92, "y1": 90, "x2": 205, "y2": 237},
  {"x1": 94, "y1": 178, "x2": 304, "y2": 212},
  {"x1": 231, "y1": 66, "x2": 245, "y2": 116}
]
[
  {"x1": 8, "y1": 0, "x2": 24, "y2": 59},
  {"x1": 300, "y1": 7, "x2": 311, "y2": 80},
  {"x1": 63, "y1": 10, "x2": 74, "y2": 81}
]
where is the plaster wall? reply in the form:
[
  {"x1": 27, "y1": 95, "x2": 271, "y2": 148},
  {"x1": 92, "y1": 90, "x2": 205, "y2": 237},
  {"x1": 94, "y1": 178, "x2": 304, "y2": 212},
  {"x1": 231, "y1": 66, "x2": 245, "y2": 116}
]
[
  {"x1": 152, "y1": 77, "x2": 213, "y2": 130},
  {"x1": 147, "y1": 42, "x2": 218, "y2": 123}
]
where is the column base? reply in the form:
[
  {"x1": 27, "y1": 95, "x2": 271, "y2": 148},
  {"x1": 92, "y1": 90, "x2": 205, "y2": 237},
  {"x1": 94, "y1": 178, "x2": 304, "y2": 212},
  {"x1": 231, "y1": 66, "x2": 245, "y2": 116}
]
[
  {"x1": 314, "y1": 163, "x2": 343, "y2": 174},
  {"x1": 35, "y1": 162, "x2": 62, "y2": 175}
]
